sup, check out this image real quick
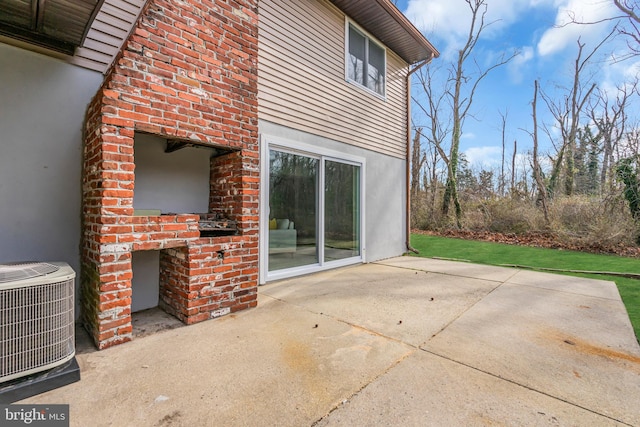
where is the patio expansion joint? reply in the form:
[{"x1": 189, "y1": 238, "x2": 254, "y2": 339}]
[
  {"x1": 418, "y1": 273, "x2": 513, "y2": 345},
  {"x1": 257, "y1": 296, "x2": 424, "y2": 427},
  {"x1": 261, "y1": 293, "x2": 419, "y2": 350},
  {"x1": 311, "y1": 349, "x2": 418, "y2": 427},
  {"x1": 409, "y1": 266, "x2": 634, "y2": 425},
  {"x1": 502, "y1": 276, "x2": 623, "y2": 302},
  {"x1": 417, "y1": 347, "x2": 635, "y2": 426},
  {"x1": 373, "y1": 261, "x2": 518, "y2": 285}
]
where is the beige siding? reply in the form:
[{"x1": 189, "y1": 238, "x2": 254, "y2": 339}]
[{"x1": 258, "y1": 0, "x2": 409, "y2": 158}]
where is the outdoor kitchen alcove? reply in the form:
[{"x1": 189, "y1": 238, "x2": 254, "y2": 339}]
[
  {"x1": 133, "y1": 132, "x2": 211, "y2": 217},
  {"x1": 130, "y1": 132, "x2": 238, "y2": 332}
]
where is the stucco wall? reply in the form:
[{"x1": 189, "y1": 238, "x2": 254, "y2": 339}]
[
  {"x1": 131, "y1": 250, "x2": 160, "y2": 312},
  {"x1": 0, "y1": 43, "x2": 103, "y2": 297},
  {"x1": 259, "y1": 120, "x2": 407, "y2": 266},
  {"x1": 133, "y1": 133, "x2": 211, "y2": 214}
]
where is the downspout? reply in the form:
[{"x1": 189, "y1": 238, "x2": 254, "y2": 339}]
[{"x1": 405, "y1": 55, "x2": 433, "y2": 254}]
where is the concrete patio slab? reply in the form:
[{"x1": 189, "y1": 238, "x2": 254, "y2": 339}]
[
  {"x1": 20, "y1": 295, "x2": 413, "y2": 426},
  {"x1": 317, "y1": 351, "x2": 622, "y2": 426},
  {"x1": 16, "y1": 256, "x2": 640, "y2": 426},
  {"x1": 507, "y1": 269, "x2": 623, "y2": 299},
  {"x1": 261, "y1": 263, "x2": 500, "y2": 346},
  {"x1": 424, "y1": 281, "x2": 640, "y2": 425},
  {"x1": 380, "y1": 256, "x2": 520, "y2": 282}
]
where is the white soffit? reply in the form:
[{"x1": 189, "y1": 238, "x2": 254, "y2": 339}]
[{"x1": 70, "y1": 0, "x2": 148, "y2": 73}]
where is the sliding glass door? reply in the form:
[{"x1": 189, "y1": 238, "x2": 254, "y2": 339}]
[
  {"x1": 266, "y1": 145, "x2": 363, "y2": 278},
  {"x1": 268, "y1": 151, "x2": 319, "y2": 271},
  {"x1": 324, "y1": 160, "x2": 360, "y2": 261}
]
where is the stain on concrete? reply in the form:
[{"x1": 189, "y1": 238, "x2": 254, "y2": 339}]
[
  {"x1": 132, "y1": 307, "x2": 184, "y2": 338},
  {"x1": 543, "y1": 328, "x2": 640, "y2": 371},
  {"x1": 155, "y1": 410, "x2": 182, "y2": 426},
  {"x1": 282, "y1": 338, "x2": 331, "y2": 403},
  {"x1": 563, "y1": 336, "x2": 640, "y2": 365}
]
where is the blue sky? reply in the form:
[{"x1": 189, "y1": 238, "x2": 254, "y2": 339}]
[{"x1": 396, "y1": 0, "x2": 639, "y2": 173}]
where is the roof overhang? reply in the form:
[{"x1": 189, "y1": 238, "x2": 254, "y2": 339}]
[
  {"x1": 328, "y1": 0, "x2": 439, "y2": 64},
  {"x1": 0, "y1": 0, "x2": 147, "y2": 73},
  {"x1": 0, "y1": 0, "x2": 438, "y2": 72},
  {"x1": 0, "y1": 0, "x2": 103, "y2": 55}
]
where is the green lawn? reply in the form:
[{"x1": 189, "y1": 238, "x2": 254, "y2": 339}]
[{"x1": 410, "y1": 234, "x2": 640, "y2": 342}]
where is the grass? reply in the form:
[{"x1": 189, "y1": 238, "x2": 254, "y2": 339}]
[{"x1": 410, "y1": 233, "x2": 640, "y2": 342}]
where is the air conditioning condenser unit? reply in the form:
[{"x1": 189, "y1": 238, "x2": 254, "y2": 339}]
[{"x1": 0, "y1": 262, "x2": 78, "y2": 399}]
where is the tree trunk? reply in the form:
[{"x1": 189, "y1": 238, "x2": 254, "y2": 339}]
[
  {"x1": 500, "y1": 111, "x2": 507, "y2": 196},
  {"x1": 532, "y1": 80, "x2": 549, "y2": 223},
  {"x1": 410, "y1": 128, "x2": 425, "y2": 199},
  {"x1": 442, "y1": 46, "x2": 464, "y2": 225},
  {"x1": 511, "y1": 139, "x2": 517, "y2": 193}
]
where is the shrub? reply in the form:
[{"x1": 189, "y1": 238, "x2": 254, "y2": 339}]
[
  {"x1": 462, "y1": 198, "x2": 546, "y2": 234},
  {"x1": 411, "y1": 191, "x2": 638, "y2": 250},
  {"x1": 548, "y1": 196, "x2": 638, "y2": 247}
]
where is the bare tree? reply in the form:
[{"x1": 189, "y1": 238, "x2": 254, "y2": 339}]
[
  {"x1": 415, "y1": 0, "x2": 517, "y2": 227},
  {"x1": 414, "y1": 62, "x2": 451, "y2": 218},
  {"x1": 511, "y1": 139, "x2": 517, "y2": 195},
  {"x1": 541, "y1": 31, "x2": 614, "y2": 196},
  {"x1": 410, "y1": 128, "x2": 426, "y2": 199},
  {"x1": 618, "y1": 122, "x2": 640, "y2": 162},
  {"x1": 561, "y1": 0, "x2": 638, "y2": 59},
  {"x1": 532, "y1": 80, "x2": 550, "y2": 222},
  {"x1": 498, "y1": 110, "x2": 508, "y2": 196},
  {"x1": 614, "y1": 0, "x2": 640, "y2": 56},
  {"x1": 425, "y1": 136, "x2": 445, "y2": 221},
  {"x1": 590, "y1": 79, "x2": 636, "y2": 192}
]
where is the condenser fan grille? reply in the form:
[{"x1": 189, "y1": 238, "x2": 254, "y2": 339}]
[
  {"x1": 0, "y1": 262, "x2": 60, "y2": 284},
  {"x1": 0, "y1": 263, "x2": 75, "y2": 383}
]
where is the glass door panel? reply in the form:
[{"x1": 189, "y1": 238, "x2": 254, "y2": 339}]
[
  {"x1": 324, "y1": 161, "x2": 360, "y2": 262},
  {"x1": 268, "y1": 150, "x2": 318, "y2": 271}
]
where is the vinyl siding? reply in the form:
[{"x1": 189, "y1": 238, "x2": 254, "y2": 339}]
[
  {"x1": 70, "y1": 0, "x2": 146, "y2": 73},
  {"x1": 258, "y1": 0, "x2": 409, "y2": 159}
]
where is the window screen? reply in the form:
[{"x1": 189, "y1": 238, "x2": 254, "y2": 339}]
[
  {"x1": 347, "y1": 24, "x2": 385, "y2": 96},
  {"x1": 348, "y1": 26, "x2": 365, "y2": 85},
  {"x1": 367, "y1": 42, "x2": 385, "y2": 94}
]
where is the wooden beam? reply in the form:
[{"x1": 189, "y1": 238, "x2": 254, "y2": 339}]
[
  {"x1": 164, "y1": 138, "x2": 237, "y2": 157},
  {"x1": 35, "y1": 0, "x2": 46, "y2": 32},
  {"x1": 30, "y1": 0, "x2": 38, "y2": 30},
  {"x1": 0, "y1": 23, "x2": 76, "y2": 55},
  {"x1": 165, "y1": 140, "x2": 193, "y2": 153}
]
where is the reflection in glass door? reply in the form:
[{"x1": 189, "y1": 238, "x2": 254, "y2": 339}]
[
  {"x1": 324, "y1": 161, "x2": 360, "y2": 262},
  {"x1": 268, "y1": 151, "x2": 318, "y2": 271},
  {"x1": 267, "y1": 147, "x2": 363, "y2": 275}
]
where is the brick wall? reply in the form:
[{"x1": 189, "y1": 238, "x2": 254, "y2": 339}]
[
  {"x1": 159, "y1": 235, "x2": 258, "y2": 324},
  {"x1": 81, "y1": 0, "x2": 259, "y2": 349}
]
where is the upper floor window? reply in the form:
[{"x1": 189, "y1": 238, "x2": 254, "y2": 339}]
[{"x1": 346, "y1": 23, "x2": 386, "y2": 97}]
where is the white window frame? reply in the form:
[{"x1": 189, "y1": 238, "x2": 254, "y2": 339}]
[
  {"x1": 344, "y1": 19, "x2": 387, "y2": 99},
  {"x1": 259, "y1": 134, "x2": 366, "y2": 284}
]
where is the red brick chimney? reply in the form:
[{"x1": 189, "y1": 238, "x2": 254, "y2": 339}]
[{"x1": 81, "y1": 0, "x2": 259, "y2": 349}]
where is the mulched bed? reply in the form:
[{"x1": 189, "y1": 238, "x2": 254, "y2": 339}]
[{"x1": 413, "y1": 229, "x2": 640, "y2": 259}]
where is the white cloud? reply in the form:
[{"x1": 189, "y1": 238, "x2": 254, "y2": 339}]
[
  {"x1": 537, "y1": 0, "x2": 617, "y2": 56},
  {"x1": 404, "y1": 0, "x2": 556, "y2": 57},
  {"x1": 599, "y1": 58, "x2": 640, "y2": 98},
  {"x1": 463, "y1": 145, "x2": 502, "y2": 169},
  {"x1": 406, "y1": 0, "x2": 505, "y2": 58},
  {"x1": 404, "y1": 0, "x2": 617, "y2": 61},
  {"x1": 508, "y1": 46, "x2": 535, "y2": 83}
]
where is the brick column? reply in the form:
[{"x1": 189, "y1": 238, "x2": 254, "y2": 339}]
[{"x1": 81, "y1": 0, "x2": 259, "y2": 349}]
